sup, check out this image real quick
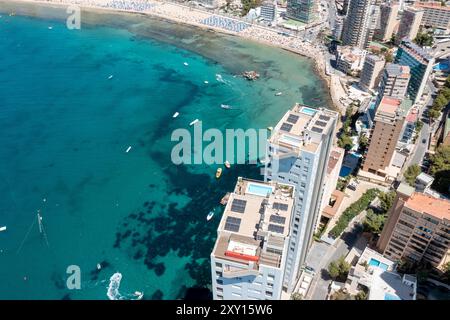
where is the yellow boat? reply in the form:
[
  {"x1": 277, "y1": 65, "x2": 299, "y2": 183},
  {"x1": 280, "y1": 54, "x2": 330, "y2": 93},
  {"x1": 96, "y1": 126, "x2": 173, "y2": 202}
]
[{"x1": 216, "y1": 167, "x2": 222, "y2": 179}]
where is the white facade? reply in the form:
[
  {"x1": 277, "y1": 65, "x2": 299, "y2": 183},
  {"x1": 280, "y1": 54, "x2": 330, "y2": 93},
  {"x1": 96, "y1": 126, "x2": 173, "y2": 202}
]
[
  {"x1": 264, "y1": 104, "x2": 338, "y2": 293},
  {"x1": 211, "y1": 178, "x2": 296, "y2": 300}
]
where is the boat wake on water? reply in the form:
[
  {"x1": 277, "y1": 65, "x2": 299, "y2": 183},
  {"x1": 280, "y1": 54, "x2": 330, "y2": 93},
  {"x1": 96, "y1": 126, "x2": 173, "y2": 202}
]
[
  {"x1": 215, "y1": 74, "x2": 231, "y2": 85},
  {"x1": 107, "y1": 272, "x2": 143, "y2": 300}
]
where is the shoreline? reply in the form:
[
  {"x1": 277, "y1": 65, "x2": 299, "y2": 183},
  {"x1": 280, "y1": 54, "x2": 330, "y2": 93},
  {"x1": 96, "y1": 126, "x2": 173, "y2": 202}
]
[{"x1": 4, "y1": 0, "x2": 339, "y2": 112}]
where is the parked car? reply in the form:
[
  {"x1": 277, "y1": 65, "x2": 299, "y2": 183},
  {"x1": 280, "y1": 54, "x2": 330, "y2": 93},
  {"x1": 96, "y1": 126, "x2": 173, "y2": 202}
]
[{"x1": 347, "y1": 183, "x2": 357, "y2": 191}]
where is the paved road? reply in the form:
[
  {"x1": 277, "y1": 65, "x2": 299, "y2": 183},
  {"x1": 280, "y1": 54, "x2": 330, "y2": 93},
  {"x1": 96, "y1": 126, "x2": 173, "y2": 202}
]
[{"x1": 305, "y1": 216, "x2": 367, "y2": 300}]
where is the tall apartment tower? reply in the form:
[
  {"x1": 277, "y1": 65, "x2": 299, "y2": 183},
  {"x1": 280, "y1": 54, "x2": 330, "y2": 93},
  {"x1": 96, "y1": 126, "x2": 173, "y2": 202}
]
[
  {"x1": 378, "y1": 183, "x2": 450, "y2": 268},
  {"x1": 394, "y1": 39, "x2": 435, "y2": 103},
  {"x1": 375, "y1": 2, "x2": 399, "y2": 42},
  {"x1": 261, "y1": 0, "x2": 278, "y2": 23},
  {"x1": 378, "y1": 63, "x2": 411, "y2": 100},
  {"x1": 396, "y1": 8, "x2": 424, "y2": 44},
  {"x1": 414, "y1": 1, "x2": 450, "y2": 30},
  {"x1": 286, "y1": 0, "x2": 316, "y2": 23},
  {"x1": 210, "y1": 178, "x2": 295, "y2": 300},
  {"x1": 342, "y1": 0, "x2": 373, "y2": 49},
  {"x1": 264, "y1": 104, "x2": 338, "y2": 293},
  {"x1": 361, "y1": 97, "x2": 409, "y2": 178},
  {"x1": 359, "y1": 54, "x2": 385, "y2": 91}
]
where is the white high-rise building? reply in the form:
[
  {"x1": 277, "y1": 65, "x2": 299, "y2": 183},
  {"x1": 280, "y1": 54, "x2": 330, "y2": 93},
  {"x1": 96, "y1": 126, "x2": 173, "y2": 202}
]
[
  {"x1": 264, "y1": 104, "x2": 338, "y2": 293},
  {"x1": 210, "y1": 178, "x2": 295, "y2": 300}
]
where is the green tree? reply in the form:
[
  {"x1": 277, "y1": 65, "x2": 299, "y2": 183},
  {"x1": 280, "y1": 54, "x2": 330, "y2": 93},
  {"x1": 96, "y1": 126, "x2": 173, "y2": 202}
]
[
  {"x1": 430, "y1": 145, "x2": 450, "y2": 195},
  {"x1": 384, "y1": 51, "x2": 394, "y2": 63},
  {"x1": 415, "y1": 120, "x2": 423, "y2": 134},
  {"x1": 378, "y1": 190, "x2": 396, "y2": 212},
  {"x1": 328, "y1": 256, "x2": 351, "y2": 281},
  {"x1": 338, "y1": 133, "x2": 354, "y2": 150},
  {"x1": 404, "y1": 164, "x2": 421, "y2": 186},
  {"x1": 358, "y1": 134, "x2": 369, "y2": 151},
  {"x1": 414, "y1": 31, "x2": 434, "y2": 47},
  {"x1": 290, "y1": 292, "x2": 303, "y2": 300},
  {"x1": 330, "y1": 289, "x2": 353, "y2": 300},
  {"x1": 363, "y1": 209, "x2": 385, "y2": 234},
  {"x1": 354, "y1": 290, "x2": 368, "y2": 300}
]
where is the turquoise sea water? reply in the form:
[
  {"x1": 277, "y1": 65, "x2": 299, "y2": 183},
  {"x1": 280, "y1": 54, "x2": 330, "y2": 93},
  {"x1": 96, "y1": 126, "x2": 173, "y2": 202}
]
[{"x1": 0, "y1": 2, "x2": 329, "y2": 299}]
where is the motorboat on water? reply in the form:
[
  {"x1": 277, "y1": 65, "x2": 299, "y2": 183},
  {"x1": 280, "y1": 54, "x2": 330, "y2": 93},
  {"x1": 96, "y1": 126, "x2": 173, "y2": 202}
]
[
  {"x1": 0, "y1": 226, "x2": 6, "y2": 232},
  {"x1": 215, "y1": 167, "x2": 222, "y2": 179},
  {"x1": 224, "y1": 160, "x2": 231, "y2": 169},
  {"x1": 183, "y1": 62, "x2": 189, "y2": 66},
  {"x1": 126, "y1": 146, "x2": 132, "y2": 153},
  {"x1": 206, "y1": 210, "x2": 214, "y2": 221},
  {"x1": 220, "y1": 104, "x2": 232, "y2": 110},
  {"x1": 204, "y1": 80, "x2": 209, "y2": 84},
  {"x1": 108, "y1": 75, "x2": 114, "y2": 80},
  {"x1": 134, "y1": 291, "x2": 144, "y2": 299},
  {"x1": 97, "y1": 263, "x2": 102, "y2": 270},
  {"x1": 189, "y1": 119, "x2": 199, "y2": 126},
  {"x1": 220, "y1": 193, "x2": 230, "y2": 205},
  {"x1": 173, "y1": 112, "x2": 179, "y2": 118},
  {"x1": 275, "y1": 92, "x2": 282, "y2": 96},
  {"x1": 48, "y1": 26, "x2": 53, "y2": 30}
]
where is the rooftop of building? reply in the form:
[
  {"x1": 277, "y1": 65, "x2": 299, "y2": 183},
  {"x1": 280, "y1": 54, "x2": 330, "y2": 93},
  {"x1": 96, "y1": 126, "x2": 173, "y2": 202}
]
[
  {"x1": 337, "y1": 46, "x2": 367, "y2": 63},
  {"x1": 269, "y1": 104, "x2": 338, "y2": 155},
  {"x1": 405, "y1": 192, "x2": 450, "y2": 220},
  {"x1": 327, "y1": 147, "x2": 345, "y2": 175},
  {"x1": 415, "y1": 1, "x2": 450, "y2": 10},
  {"x1": 349, "y1": 247, "x2": 416, "y2": 300},
  {"x1": 384, "y1": 63, "x2": 410, "y2": 77},
  {"x1": 416, "y1": 172, "x2": 435, "y2": 185},
  {"x1": 213, "y1": 178, "x2": 295, "y2": 269},
  {"x1": 398, "y1": 39, "x2": 433, "y2": 62},
  {"x1": 322, "y1": 190, "x2": 346, "y2": 218},
  {"x1": 376, "y1": 96, "x2": 413, "y2": 119}
]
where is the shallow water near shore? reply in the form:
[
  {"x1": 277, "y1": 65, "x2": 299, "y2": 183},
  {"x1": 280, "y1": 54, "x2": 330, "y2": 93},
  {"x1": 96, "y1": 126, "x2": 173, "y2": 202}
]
[{"x1": 0, "y1": 1, "x2": 330, "y2": 299}]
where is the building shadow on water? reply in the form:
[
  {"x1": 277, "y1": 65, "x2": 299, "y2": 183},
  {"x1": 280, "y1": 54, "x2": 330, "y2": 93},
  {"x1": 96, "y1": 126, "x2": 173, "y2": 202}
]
[{"x1": 184, "y1": 287, "x2": 213, "y2": 300}]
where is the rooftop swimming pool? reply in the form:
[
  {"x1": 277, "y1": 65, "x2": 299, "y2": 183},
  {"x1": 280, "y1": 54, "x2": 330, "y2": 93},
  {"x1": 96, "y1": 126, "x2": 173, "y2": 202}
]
[
  {"x1": 384, "y1": 293, "x2": 401, "y2": 300},
  {"x1": 300, "y1": 107, "x2": 317, "y2": 116},
  {"x1": 369, "y1": 258, "x2": 389, "y2": 271},
  {"x1": 246, "y1": 183, "x2": 274, "y2": 197},
  {"x1": 339, "y1": 166, "x2": 352, "y2": 177},
  {"x1": 433, "y1": 62, "x2": 450, "y2": 71}
]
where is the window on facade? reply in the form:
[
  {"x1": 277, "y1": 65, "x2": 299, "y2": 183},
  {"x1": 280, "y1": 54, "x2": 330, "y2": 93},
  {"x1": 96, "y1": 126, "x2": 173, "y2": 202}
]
[{"x1": 265, "y1": 291, "x2": 273, "y2": 297}]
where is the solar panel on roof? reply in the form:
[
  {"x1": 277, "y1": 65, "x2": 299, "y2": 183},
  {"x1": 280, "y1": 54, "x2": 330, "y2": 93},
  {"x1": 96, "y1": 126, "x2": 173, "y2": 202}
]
[
  {"x1": 286, "y1": 114, "x2": 299, "y2": 124},
  {"x1": 280, "y1": 122, "x2": 293, "y2": 132},
  {"x1": 268, "y1": 224, "x2": 284, "y2": 234},
  {"x1": 231, "y1": 199, "x2": 247, "y2": 213},
  {"x1": 315, "y1": 120, "x2": 327, "y2": 127},
  {"x1": 224, "y1": 216, "x2": 241, "y2": 232},
  {"x1": 273, "y1": 202, "x2": 289, "y2": 211},
  {"x1": 311, "y1": 127, "x2": 323, "y2": 133},
  {"x1": 319, "y1": 115, "x2": 330, "y2": 121},
  {"x1": 270, "y1": 215, "x2": 286, "y2": 224}
]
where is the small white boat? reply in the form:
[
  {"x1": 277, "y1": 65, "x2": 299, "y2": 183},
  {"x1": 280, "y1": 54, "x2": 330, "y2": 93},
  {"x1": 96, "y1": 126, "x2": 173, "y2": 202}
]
[
  {"x1": 220, "y1": 104, "x2": 232, "y2": 110},
  {"x1": 183, "y1": 62, "x2": 189, "y2": 66},
  {"x1": 189, "y1": 119, "x2": 199, "y2": 126},
  {"x1": 204, "y1": 80, "x2": 209, "y2": 84},
  {"x1": 173, "y1": 112, "x2": 179, "y2": 118},
  {"x1": 275, "y1": 92, "x2": 282, "y2": 96},
  {"x1": 48, "y1": 26, "x2": 53, "y2": 30},
  {"x1": 206, "y1": 210, "x2": 214, "y2": 221},
  {"x1": 108, "y1": 75, "x2": 114, "y2": 80},
  {"x1": 224, "y1": 160, "x2": 231, "y2": 169},
  {"x1": 125, "y1": 146, "x2": 132, "y2": 153},
  {"x1": 97, "y1": 263, "x2": 102, "y2": 270},
  {"x1": 0, "y1": 226, "x2": 6, "y2": 232}
]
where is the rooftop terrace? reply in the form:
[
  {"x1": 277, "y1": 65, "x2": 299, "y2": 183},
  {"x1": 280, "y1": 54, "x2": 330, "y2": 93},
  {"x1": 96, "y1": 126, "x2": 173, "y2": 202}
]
[
  {"x1": 269, "y1": 104, "x2": 338, "y2": 155},
  {"x1": 213, "y1": 178, "x2": 295, "y2": 269}
]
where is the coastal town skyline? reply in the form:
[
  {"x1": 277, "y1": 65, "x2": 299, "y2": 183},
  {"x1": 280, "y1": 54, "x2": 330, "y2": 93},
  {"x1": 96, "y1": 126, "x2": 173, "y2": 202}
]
[{"x1": 0, "y1": 0, "x2": 449, "y2": 304}]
